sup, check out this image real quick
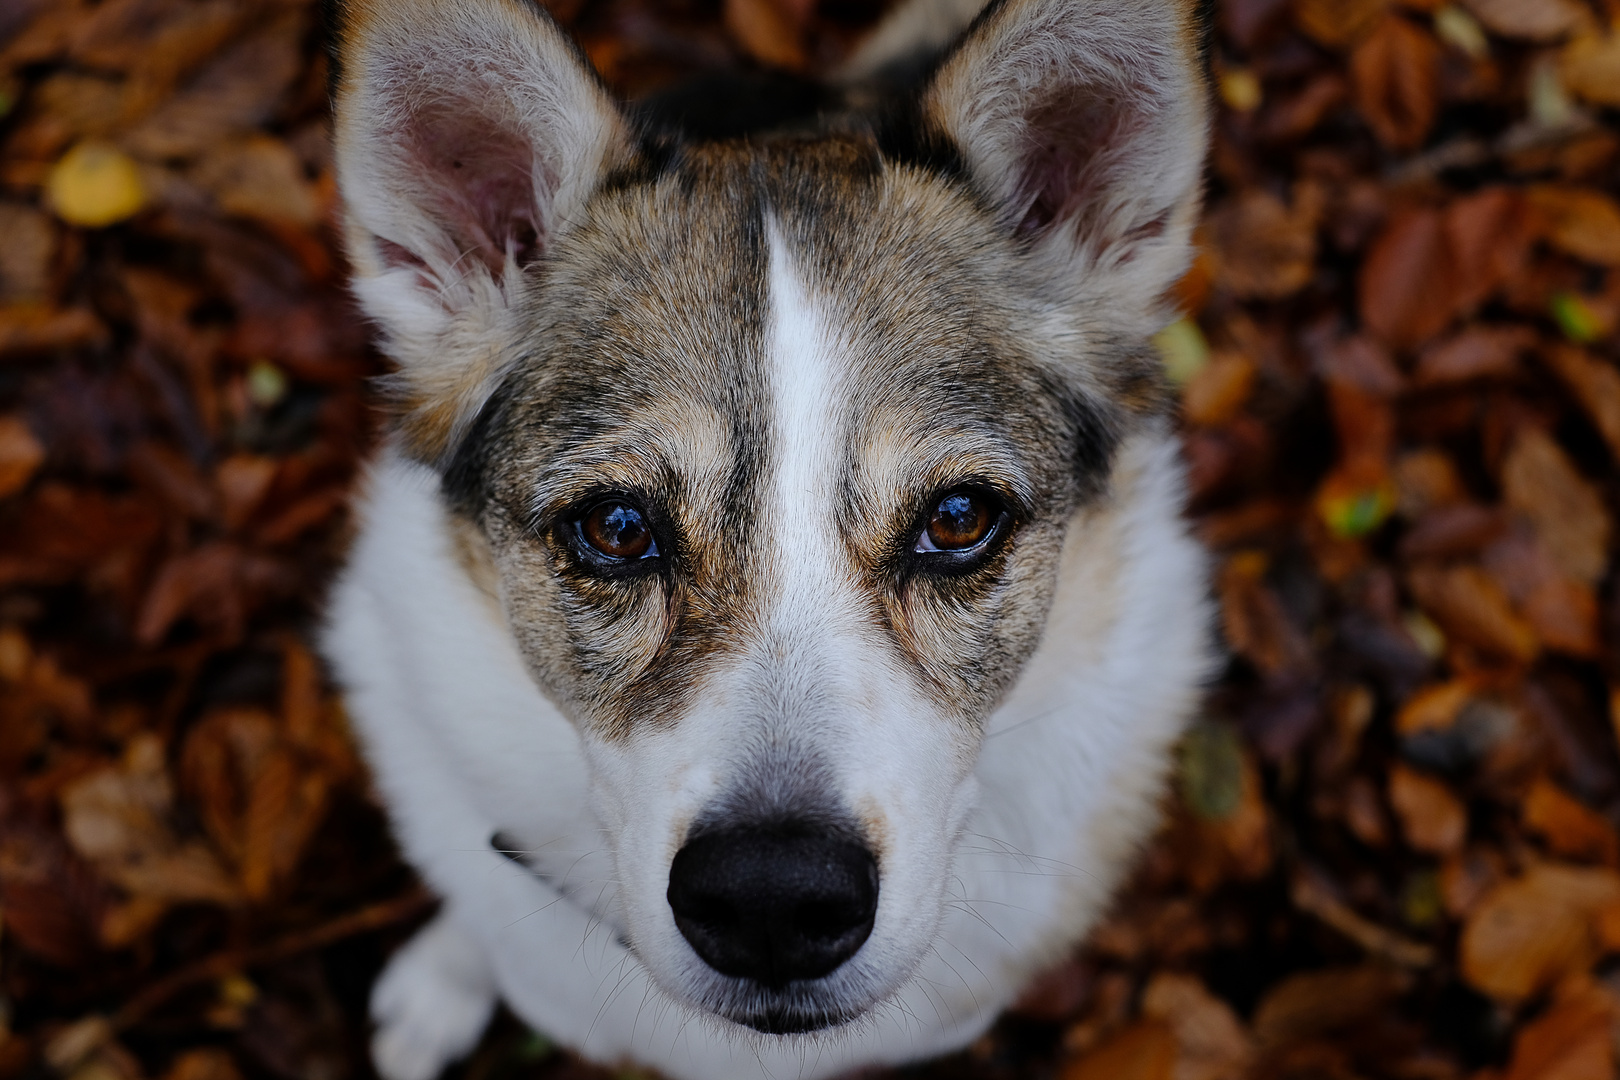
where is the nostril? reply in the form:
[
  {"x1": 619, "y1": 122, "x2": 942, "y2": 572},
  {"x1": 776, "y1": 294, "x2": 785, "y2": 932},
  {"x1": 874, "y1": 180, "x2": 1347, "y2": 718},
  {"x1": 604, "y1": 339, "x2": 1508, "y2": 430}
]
[{"x1": 667, "y1": 827, "x2": 878, "y2": 987}]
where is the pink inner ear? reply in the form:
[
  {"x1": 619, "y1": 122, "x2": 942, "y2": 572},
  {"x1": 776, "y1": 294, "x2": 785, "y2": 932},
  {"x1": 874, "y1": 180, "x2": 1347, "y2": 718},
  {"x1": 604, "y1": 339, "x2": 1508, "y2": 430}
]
[
  {"x1": 395, "y1": 99, "x2": 548, "y2": 274},
  {"x1": 1013, "y1": 87, "x2": 1159, "y2": 243}
]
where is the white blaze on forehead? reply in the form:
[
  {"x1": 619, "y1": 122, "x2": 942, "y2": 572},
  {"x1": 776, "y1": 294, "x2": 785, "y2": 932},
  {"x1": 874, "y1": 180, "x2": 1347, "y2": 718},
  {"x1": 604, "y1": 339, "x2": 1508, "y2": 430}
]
[{"x1": 764, "y1": 220, "x2": 849, "y2": 600}]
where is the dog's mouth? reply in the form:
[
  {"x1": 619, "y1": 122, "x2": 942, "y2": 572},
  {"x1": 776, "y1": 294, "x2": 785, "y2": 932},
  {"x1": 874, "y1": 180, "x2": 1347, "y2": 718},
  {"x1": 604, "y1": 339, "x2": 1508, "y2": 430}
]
[{"x1": 726, "y1": 998, "x2": 865, "y2": 1034}]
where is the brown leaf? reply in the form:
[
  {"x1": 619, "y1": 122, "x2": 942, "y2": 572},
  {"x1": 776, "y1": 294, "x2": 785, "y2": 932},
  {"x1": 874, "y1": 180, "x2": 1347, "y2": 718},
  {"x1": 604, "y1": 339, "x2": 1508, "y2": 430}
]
[
  {"x1": 1181, "y1": 352, "x2": 1257, "y2": 427},
  {"x1": 1389, "y1": 763, "x2": 1468, "y2": 855},
  {"x1": 1460, "y1": 0, "x2": 1593, "y2": 42},
  {"x1": 1350, "y1": 16, "x2": 1440, "y2": 151},
  {"x1": 162, "y1": 1048, "x2": 244, "y2": 1080},
  {"x1": 192, "y1": 136, "x2": 322, "y2": 228},
  {"x1": 1294, "y1": 0, "x2": 1388, "y2": 48},
  {"x1": 1460, "y1": 863, "x2": 1620, "y2": 1000},
  {"x1": 240, "y1": 746, "x2": 328, "y2": 901},
  {"x1": 1445, "y1": 188, "x2": 1536, "y2": 316},
  {"x1": 0, "y1": 201, "x2": 57, "y2": 302},
  {"x1": 1562, "y1": 30, "x2": 1620, "y2": 109},
  {"x1": 1414, "y1": 326, "x2": 1535, "y2": 386},
  {"x1": 1542, "y1": 346, "x2": 1620, "y2": 462},
  {"x1": 1501, "y1": 994, "x2": 1612, "y2": 1080},
  {"x1": 0, "y1": 414, "x2": 46, "y2": 499},
  {"x1": 1140, "y1": 974, "x2": 1254, "y2": 1080},
  {"x1": 1407, "y1": 564, "x2": 1540, "y2": 662},
  {"x1": 1526, "y1": 186, "x2": 1620, "y2": 267},
  {"x1": 0, "y1": 304, "x2": 107, "y2": 358},
  {"x1": 1252, "y1": 965, "x2": 1407, "y2": 1048},
  {"x1": 1208, "y1": 189, "x2": 1318, "y2": 299},
  {"x1": 724, "y1": 0, "x2": 805, "y2": 70},
  {"x1": 1400, "y1": 504, "x2": 1509, "y2": 560},
  {"x1": 59, "y1": 733, "x2": 238, "y2": 904},
  {"x1": 1500, "y1": 427, "x2": 1610, "y2": 585},
  {"x1": 123, "y1": 13, "x2": 304, "y2": 160},
  {"x1": 1219, "y1": 554, "x2": 1316, "y2": 677},
  {"x1": 1360, "y1": 207, "x2": 1459, "y2": 350},
  {"x1": 1062, "y1": 1020, "x2": 1177, "y2": 1080},
  {"x1": 1394, "y1": 449, "x2": 1469, "y2": 516},
  {"x1": 1524, "y1": 778, "x2": 1619, "y2": 864}
]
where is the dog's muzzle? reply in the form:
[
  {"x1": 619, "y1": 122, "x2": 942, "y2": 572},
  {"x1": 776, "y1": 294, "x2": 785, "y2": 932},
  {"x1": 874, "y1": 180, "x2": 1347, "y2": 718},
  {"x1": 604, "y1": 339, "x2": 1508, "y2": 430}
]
[{"x1": 667, "y1": 827, "x2": 878, "y2": 994}]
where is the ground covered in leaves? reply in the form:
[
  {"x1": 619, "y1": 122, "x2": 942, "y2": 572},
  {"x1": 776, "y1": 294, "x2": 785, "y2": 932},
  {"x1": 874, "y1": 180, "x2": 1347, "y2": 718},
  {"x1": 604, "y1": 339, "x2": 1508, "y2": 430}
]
[{"x1": 2, "y1": 0, "x2": 1620, "y2": 1079}]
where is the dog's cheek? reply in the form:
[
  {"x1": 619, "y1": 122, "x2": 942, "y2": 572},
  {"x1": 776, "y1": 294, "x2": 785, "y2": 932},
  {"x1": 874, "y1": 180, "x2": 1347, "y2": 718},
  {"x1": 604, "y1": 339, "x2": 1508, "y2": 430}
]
[
  {"x1": 491, "y1": 537, "x2": 673, "y2": 730},
  {"x1": 887, "y1": 517, "x2": 1068, "y2": 717}
]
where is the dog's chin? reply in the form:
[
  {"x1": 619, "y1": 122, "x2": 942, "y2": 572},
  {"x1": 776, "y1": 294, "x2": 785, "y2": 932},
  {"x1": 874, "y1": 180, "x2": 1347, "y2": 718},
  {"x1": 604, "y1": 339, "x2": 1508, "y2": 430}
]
[{"x1": 724, "y1": 997, "x2": 864, "y2": 1035}]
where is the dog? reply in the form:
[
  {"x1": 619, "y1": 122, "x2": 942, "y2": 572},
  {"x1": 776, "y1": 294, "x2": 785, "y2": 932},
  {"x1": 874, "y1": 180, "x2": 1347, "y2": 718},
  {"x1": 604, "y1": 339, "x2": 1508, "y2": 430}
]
[{"x1": 321, "y1": 0, "x2": 1213, "y2": 1076}]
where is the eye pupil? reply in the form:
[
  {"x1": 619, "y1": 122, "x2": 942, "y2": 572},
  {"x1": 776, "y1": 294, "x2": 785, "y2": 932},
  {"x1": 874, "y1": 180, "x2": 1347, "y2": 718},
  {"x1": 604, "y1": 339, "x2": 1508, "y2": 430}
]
[
  {"x1": 582, "y1": 502, "x2": 653, "y2": 560},
  {"x1": 927, "y1": 492, "x2": 992, "y2": 551}
]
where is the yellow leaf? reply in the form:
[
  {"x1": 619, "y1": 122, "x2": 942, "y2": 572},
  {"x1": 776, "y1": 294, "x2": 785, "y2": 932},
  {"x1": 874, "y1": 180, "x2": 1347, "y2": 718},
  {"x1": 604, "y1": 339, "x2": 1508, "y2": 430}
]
[
  {"x1": 1562, "y1": 30, "x2": 1620, "y2": 107},
  {"x1": 47, "y1": 142, "x2": 146, "y2": 228}
]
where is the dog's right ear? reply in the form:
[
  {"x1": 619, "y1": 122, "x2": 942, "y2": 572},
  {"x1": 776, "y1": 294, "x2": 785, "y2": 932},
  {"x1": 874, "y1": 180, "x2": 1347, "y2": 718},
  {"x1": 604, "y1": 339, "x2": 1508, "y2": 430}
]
[{"x1": 333, "y1": 0, "x2": 631, "y2": 464}]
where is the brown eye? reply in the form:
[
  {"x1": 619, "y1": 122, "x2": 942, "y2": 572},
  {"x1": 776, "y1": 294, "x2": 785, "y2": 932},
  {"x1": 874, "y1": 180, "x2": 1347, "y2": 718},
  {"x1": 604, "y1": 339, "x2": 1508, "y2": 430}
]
[
  {"x1": 578, "y1": 501, "x2": 657, "y2": 561},
  {"x1": 917, "y1": 491, "x2": 994, "y2": 553}
]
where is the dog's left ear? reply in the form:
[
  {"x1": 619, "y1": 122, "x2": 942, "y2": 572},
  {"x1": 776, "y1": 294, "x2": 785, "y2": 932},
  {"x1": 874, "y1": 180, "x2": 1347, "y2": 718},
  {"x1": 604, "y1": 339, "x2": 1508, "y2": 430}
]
[
  {"x1": 923, "y1": 0, "x2": 1209, "y2": 329},
  {"x1": 333, "y1": 0, "x2": 632, "y2": 464}
]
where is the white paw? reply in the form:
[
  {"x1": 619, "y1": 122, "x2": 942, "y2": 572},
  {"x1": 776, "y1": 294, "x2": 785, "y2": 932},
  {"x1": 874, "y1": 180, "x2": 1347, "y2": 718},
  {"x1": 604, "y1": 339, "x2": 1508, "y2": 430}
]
[{"x1": 370, "y1": 913, "x2": 498, "y2": 1080}]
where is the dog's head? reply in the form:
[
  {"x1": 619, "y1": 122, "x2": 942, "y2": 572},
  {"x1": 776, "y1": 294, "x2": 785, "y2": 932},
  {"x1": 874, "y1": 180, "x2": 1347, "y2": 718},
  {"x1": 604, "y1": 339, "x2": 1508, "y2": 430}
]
[{"x1": 333, "y1": 0, "x2": 1207, "y2": 1036}]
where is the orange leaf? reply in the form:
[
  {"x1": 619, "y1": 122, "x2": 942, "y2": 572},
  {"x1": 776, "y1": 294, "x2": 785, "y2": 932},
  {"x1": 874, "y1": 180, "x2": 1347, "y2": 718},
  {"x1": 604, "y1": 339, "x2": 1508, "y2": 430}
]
[
  {"x1": 1461, "y1": 863, "x2": 1620, "y2": 1000},
  {"x1": 1389, "y1": 763, "x2": 1467, "y2": 855},
  {"x1": 0, "y1": 414, "x2": 45, "y2": 499},
  {"x1": 1062, "y1": 1020, "x2": 1178, "y2": 1080},
  {"x1": 1527, "y1": 186, "x2": 1620, "y2": 267},
  {"x1": 1524, "y1": 778, "x2": 1619, "y2": 864}
]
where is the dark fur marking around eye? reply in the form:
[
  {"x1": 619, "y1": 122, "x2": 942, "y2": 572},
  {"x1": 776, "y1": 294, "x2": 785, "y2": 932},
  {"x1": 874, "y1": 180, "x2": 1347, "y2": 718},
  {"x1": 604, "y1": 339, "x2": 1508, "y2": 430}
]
[{"x1": 440, "y1": 373, "x2": 518, "y2": 517}]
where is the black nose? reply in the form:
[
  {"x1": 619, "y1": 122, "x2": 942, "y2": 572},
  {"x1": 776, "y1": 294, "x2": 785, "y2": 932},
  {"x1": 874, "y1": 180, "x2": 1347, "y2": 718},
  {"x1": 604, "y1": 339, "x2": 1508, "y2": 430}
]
[{"x1": 667, "y1": 828, "x2": 878, "y2": 986}]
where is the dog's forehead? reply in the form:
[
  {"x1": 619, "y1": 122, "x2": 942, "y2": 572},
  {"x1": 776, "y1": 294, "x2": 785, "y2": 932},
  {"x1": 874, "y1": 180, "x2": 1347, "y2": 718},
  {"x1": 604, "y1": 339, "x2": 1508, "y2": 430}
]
[{"x1": 500, "y1": 136, "x2": 1079, "y2": 504}]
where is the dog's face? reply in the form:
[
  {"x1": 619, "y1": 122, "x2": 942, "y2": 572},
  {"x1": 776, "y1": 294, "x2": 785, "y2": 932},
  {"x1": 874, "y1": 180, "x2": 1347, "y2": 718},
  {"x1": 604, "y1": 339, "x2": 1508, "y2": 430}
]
[{"x1": 334, "y1": 0, "x2": 1206, "y2": 1036}]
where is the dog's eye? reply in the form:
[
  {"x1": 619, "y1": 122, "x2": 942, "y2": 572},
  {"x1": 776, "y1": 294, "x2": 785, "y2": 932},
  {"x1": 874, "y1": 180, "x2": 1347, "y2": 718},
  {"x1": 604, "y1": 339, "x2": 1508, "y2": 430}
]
[
  {"x1": 916, "y1": 491, "x2": 997, "y2": 553},
  {"x1": 577, "y1": 501, "x2": 658, "y2": 561}
]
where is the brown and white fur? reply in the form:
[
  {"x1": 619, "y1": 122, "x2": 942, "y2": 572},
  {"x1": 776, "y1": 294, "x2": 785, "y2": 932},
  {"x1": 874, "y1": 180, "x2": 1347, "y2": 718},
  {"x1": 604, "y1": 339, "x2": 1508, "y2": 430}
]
[{"x1": 322, "y1": 0, "x2": 1213, "y2": 1077}]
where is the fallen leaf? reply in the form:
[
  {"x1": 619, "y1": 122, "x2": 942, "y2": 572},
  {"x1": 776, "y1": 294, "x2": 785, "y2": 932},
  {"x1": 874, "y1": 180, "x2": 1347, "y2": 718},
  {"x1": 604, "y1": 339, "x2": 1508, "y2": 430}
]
[
  {"x1": 1400, "y1": 503, "x2": 1509, "y2": 560},
  {"x1": 0, "y1": 415, "x2": 46, "y2": 498},
  {"x1": 1500, "y1": 427, "x2": 1610, "y2": 585},
  {"x1": 1295, "y1": 0, "x2": 1388, "y2": 47},
  {"x1": 1541, "y1": 346, "x2": 1620, "y2": 461},
  {"x1": 1360, "y1": 206, "x2": 1459, "y2": 350},
  {"x1": 1501, "y1": 993, "x2": 1611, "y2": 1080},
  {"x1": 0, "y1": 201, "x2": 57, "y2": 301},
  {"x1": 162, "y1": 1048, "x2": 245, "y2": 1080},
  {"x1": 1350, "y1": 16, "x2": 1440, "y2": 150},
  {"x1": 1220, "y1": 555, "x2": 1316, "y2": 676},
  {"x1": 1140, "y1": 974, "x2": 1254, "y2": 1080},
  {"x1": 1394, "y1": 449, "x2": 1469, "y2": 516},
  {"x1": 1182, "y1": 352, "x2": 1256, "y2": 426},
  {"x1": 193, "y1": 136, "x2": 321, "y2": 228},
  {"x1": 724, "y1": 0, "x2": 805, "y2": 70},
  {"x1": 1526, "y1": 186, "x2": 1620, "y2": 267},
  {"x1": 1208, "y1": 189, "x2": 1318, "y2": 299},
  {"x1": 46, "y1": 141, "x2": 147, "y2": 227},
  {"x1": 1414, "y1": 326, "x2": 1534, "y2": 385},
  {"x1": 1523, "y1": 778, "x2": 1619, "y2": 864},
  {"x1": 1252, "y1": 965, "x2": 1407, "y2": 1047},
  {"x1": 1460, "y1": 0, "x2": 1592, "y2": 41},
  {"x1": 1407, "y1": 564, "x2": 1540, "y2": 662},
  {"x1": 1062, "y1": 1019, "x2": 1177, "y2": 1080},
  {"x1": 1460, "y1": 862, "x2": 1620, "y2": 1000},
  {"x1": 1561, "y1": 30, "x2": 1620, "y2": 109},
  {"x1": 1389, "y1": 763, "x2": 1468, "y2": 855},
  {"x1": 59, "y1": 734, "x2": 239, "y2": 904},
  {"x1": 1522, "y1": 577, "x2": 1600, "y2": 658}
]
